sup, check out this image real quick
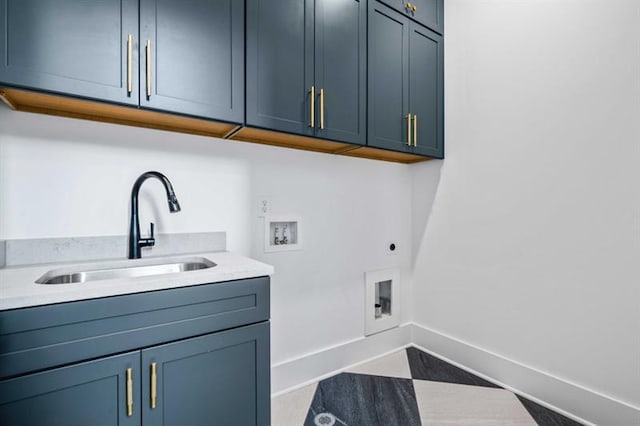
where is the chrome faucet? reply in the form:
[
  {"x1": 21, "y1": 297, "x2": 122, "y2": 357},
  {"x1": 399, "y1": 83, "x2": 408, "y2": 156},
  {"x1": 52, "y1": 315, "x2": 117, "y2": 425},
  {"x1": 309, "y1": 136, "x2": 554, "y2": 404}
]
[{"x1": 128, "y1": 171, "x2": 181, "y2": 259}]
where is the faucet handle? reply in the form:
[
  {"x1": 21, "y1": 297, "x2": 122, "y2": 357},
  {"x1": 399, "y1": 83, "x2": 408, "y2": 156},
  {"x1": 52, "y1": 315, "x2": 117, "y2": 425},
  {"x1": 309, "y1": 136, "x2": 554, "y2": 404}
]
[{"x1": 137, "y1": 222, "x2": 156, "y2": 249}]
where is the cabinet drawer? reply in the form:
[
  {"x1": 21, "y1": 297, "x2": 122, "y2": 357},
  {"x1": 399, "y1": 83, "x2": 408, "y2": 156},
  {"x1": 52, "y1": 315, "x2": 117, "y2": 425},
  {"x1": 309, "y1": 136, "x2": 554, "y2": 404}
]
[
  {"x1": 377, "y1": 0, "x2": 443, "y2": 34},
  {"x1": 0, "y1": 276, "x2": 269, "y2": 379}
]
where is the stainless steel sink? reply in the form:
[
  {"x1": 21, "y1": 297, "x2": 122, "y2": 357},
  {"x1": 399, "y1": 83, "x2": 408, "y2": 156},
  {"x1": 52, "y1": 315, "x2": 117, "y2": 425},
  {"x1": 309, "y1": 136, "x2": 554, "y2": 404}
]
[{"x1": 36, "y1": 256, "x2": 216, "y2": 285}]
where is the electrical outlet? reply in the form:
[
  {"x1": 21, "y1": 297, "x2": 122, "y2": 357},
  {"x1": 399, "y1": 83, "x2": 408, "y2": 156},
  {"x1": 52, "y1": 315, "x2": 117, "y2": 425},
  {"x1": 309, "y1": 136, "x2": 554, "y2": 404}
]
[
  {"x1": 386, "y1": 241, "x2": 398, "y2": 255},
  {"x1": 257, "y1": 197, "x2": 271, "y2": 217}
]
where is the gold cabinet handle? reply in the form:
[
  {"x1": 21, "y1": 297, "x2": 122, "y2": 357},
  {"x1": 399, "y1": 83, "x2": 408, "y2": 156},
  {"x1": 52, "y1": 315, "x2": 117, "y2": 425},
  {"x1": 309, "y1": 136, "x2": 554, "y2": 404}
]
[
  {"x1": 126, "y1": 368, "x2": 133, "y2": 417},
  {"x1": 309, "y1": 86, "x2": 315, "y2": 128},
  {"x1": 412, "y1": 4, "x2": 417, "y2": 11},
  {"x1": 150, "y1": 362, "x2": 157, "y2": 409},
  {"x1": 405, "y1": 114, "x2": 413, "y2": 146},
  {"x1": 127, "y1": 35, "x2": 133, "y2": 95},
  {"x1": 146, "y1": 40, "x2": 152, "y2": 98},
  {"x1": 413, "y1": 114, "x2": 418, "y2": 146},
  {"x1": 319, "y1": 89, "x2": 325, "y2": 130},
  {"x1": 406, "y1": 2, "x2": 412, "y2": 9}
]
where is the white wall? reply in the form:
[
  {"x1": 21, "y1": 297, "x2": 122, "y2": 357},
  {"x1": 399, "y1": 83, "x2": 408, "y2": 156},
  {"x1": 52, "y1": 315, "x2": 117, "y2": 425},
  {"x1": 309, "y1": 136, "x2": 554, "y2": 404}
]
[
  {"x1": 2, "y1": 0, "x2": 638, "y2": 421},
  {"x1": 0, "y1": 107, "x2": 414, "y2": 366},
  {"x1": 413, "y1": 0, "x2": 640, "y2": 421}
]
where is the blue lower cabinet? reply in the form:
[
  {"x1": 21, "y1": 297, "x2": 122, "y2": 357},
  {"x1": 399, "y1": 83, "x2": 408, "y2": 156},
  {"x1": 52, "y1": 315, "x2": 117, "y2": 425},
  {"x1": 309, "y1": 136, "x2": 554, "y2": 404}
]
[
  {"x1": 0, "y1": 322, "x2": 270, "y2": 426},
  {"x1": 141, "y1": 322, "x2": 270, "y2": 426},
  {"x1": 0, "y1": 351, "x2": 141, "y2": 426},
  {"x1": 0, "y1": 277, "x2": 271, "y2": 426}
]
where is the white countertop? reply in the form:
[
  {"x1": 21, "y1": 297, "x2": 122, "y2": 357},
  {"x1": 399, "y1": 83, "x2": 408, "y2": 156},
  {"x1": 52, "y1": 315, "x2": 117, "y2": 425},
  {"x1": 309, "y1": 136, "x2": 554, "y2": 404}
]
[{"x1": 0, "y1": 252, "x2": 274, "y2": 310}]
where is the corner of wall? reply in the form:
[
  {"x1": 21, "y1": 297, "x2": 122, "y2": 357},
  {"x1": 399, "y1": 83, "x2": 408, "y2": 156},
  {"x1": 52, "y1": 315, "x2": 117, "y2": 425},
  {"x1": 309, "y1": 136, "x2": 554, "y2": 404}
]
[
  {"x1": 271, "y1": 323, "x2": 412, "y2": 396},
  {"x1": 410, "y1": 322, "x2": 640, "y2": 426}
]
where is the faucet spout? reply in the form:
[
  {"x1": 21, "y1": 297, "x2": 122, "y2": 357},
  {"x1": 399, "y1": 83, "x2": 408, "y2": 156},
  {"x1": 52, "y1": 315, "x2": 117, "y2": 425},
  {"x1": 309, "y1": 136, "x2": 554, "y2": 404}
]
[
  {"x1": 168, "y1": 193, "x2": 181, "y2": 213},
  {"x1": 128, "y1": 171, "x2": 181, "y2": 259}
]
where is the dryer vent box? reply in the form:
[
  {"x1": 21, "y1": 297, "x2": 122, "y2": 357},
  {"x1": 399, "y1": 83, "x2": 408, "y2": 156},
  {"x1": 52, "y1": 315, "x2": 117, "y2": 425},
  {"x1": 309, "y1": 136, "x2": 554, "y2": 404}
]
[{"x1": 365, "y1": 269, "x2": 400, "y2": 336}]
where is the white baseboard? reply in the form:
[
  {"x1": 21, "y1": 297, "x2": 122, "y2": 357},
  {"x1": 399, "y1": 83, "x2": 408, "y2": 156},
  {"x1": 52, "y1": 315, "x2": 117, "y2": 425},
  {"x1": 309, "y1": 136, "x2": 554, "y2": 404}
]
[
  {"x1": 271, "y1": 323, "x2": 411, "y2": 396},
  {"x1": 270, "y1": 322, "x2": 639, "y2": 426},
  {"x1": 411, "y1": 322, "x2": 640, "y2": 426}
]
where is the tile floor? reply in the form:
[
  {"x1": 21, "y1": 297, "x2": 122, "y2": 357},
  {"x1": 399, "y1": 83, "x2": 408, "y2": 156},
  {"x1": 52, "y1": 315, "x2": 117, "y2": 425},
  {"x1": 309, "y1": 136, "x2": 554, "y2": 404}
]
[{"x1": 272, "y1": 347, "x2": 583, "y2": 426}]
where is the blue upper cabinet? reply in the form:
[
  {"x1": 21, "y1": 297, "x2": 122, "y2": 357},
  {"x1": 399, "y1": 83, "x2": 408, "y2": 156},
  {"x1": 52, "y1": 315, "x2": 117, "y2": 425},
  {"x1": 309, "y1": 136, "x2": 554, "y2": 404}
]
[
  {"x1": 0, "y1": 0, "x2": 139, "y2": 106},
  {"x1": 246, "y1": 0, "x2": 315, "y2": 136},
  {"x1": 139, "y1": 0, "x2": 244, "y2": 122},
  {"x1": 368, "y1": 1, "x2": 443, "y2": 158},
  {"x1": 0, "y1": 0, "x2": 243, "y2": 123},
  {"x1": 0, "y1": 0, "x2": 441, "y2": 162},
  {"x1": 368, "y1": 2, "x2": 410, "y2": 152},
  {"x1": 246, "y1": 0, "x2": 366, "y2": 146},
  {"x1": 314, "y1": 0, "x2": 367, "y2": 145},
  {"x1": 409, "y1": 21, "x2": 444, "y2": 157},
  {"x1": 377, "y1": 0, "x2": 443, "y2": 34}
]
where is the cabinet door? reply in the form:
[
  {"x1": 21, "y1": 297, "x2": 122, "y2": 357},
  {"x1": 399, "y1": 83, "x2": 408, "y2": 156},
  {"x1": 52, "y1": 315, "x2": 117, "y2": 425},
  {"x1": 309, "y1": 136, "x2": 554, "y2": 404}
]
[
  {"x1": 140, "y1": 0, "x2": 244, "y2": 122},
  {"x1": 410, "y1": 0, "x2": 444, "y2": 34},
  {"x1": 314, "y1": 0, "x2": 366, "y2": 145},
  {"x1": 375, "y1": 0, "x2": 443, "y2": 34},
  {"x1": 141, "y1": 322, "x2": 270, "y2": 426},
  {"x1": 367, "y1": 1, "x2": 411, "y2": 152},
  {"x1": 246, "y1": 0, "x2": 315, "y2": 135},
  {"x1": 0, "y1": 0, "x2": 139, "y2": 105},
  {"x1": 0, "y1": 352, "x2": 140, "y2": 426},
  {"x1": 409, "y1": 22, "x2": 443, "y2": 158}
]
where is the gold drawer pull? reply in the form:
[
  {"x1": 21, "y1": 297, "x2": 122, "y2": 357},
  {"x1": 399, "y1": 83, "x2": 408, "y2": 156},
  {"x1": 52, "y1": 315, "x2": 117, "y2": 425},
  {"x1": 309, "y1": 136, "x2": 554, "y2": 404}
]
[
  {"x1": 413, "y1": 114, "x2": 418, "y2": 146},
  {"x1": 146, "y1": 40, "x2": 152, "y2": 98},
  {"x1": 319, "y1": 88, "x2": 325, "y2": 130},
  {"x1": 126, "y1": 368, "x2": 133, "y2": 417},
  {"x1": 309, "y1": 86, "x2": 315, "y2": 128},
  {"x1": 405, "y1": 113, "x2": 413, "y2": 146},
  {"x1": 151, "y1": 362, "x2": 157, "y2": 409},
  {"x1": 127, "y1": 35, "x2": 133, "y2": 95}
]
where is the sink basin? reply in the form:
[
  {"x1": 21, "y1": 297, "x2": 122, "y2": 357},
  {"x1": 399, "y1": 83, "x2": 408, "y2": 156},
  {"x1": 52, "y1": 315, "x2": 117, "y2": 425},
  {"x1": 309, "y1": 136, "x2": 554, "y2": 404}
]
[{"x1": 36, "y1": 256, "x2": 216, "y2": 285}]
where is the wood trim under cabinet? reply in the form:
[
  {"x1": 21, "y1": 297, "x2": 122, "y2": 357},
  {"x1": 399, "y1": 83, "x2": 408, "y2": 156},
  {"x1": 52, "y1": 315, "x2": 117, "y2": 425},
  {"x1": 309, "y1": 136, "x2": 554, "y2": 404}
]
[
  {"x1": 0, "y1": 87, "x2": 433, "y2": 164},
  {"x1": 228, "y1": 126, "x2": 354, "y2": 154},
  {"x1": 341, "y1": 146, "x2": 432, "y2": 163},
  {"x1": 0, "y1": 87, "x2": 238, "y2": 139}
]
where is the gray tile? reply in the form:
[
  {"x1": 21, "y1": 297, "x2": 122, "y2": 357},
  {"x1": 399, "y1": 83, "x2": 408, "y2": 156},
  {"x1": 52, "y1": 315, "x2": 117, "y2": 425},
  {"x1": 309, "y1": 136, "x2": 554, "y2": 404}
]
[
  {"x1": 407, "y1": 347, "x2": 501, "y2": 388},
  {"x1": 304, "y1": 373, "x2": 420, "y2": 426},
  {"x1": 516, "y1": 396, "x2": 584, "y2": 426}
]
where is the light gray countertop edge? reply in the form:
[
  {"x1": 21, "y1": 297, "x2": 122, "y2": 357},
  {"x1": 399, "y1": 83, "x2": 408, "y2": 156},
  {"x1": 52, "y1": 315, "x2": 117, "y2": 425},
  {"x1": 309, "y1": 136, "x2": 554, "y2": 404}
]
[{"x1": 0, "y1": 251, "x2": 274, "y2": 311}]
